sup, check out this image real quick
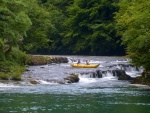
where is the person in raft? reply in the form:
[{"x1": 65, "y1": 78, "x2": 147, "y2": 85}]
[
  {"x1": 85, "y1": 60, "x2": 90, "y2": 65},
  {"x1": 77, "y1": 59, "x2": 81, "y2": 64}
]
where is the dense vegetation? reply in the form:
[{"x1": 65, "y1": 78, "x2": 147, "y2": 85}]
[
  {"x1": 0, "y1": 0, "x2": 149, "y2": 81},
  {"x1": 115, "y1": 0, "x2": 150, "y2": 71},
  {"x1": 115, "y1": 0, "x2": 150, "y2": 85}
]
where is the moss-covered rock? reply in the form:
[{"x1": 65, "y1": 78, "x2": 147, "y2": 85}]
[
  {"x1": 27, "y1": 55, "x2": 51, "y2": 65},
  {"x1": 132, "y1": 70, "x2": 150, "y2": 86},
  {"x1": 64, "y1": 73, "x2": 80, "y2": 83},
  {"x1": 118, "y1": 74, "x2": 133, "y2": 80},
  {"x1": 30, "y1": 80, "x2": 39, "y2": 84},
  {"x1": 27, "y1": 55, "x2": 68, "y2": 65}
]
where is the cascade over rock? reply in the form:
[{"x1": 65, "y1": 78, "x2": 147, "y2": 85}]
[
  {"x1": 80, "y1": 69, "x2": 133, "y2": 80},
  {"x1": 112, "y1": 70, "x2": 133, "y2": 80}
]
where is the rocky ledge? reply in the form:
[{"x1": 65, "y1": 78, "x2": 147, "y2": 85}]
[
  {"x1": 80, "y1": 69, "x2": 133, "y2": 81},
  {"x1": 27, "y1": 55, "x2": 68, "y2": 65}
]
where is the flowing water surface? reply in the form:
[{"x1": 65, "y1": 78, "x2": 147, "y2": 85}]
[{"x1": 0, "y1": 55, "x2": 150, "y2": 113}]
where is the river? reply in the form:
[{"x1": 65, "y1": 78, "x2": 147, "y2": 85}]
[{"x1": 0, "y1": 55, "x2": 150, "y2": 113}]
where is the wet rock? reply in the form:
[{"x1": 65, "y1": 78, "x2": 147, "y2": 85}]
[
  {"x1": 58, "y1": 81, "x2": 66, "y2": 84},
  {"x1": 112, "y1": 70, "x2": 133, "y2": 80},
  {"x1": 95, "y1": 70, "x2": 103, "y2": 78},
  {"x1": 30, "y1": 80, "x2": 39, "y2": 84},
  {"x1": 142, "y1": 70, "x2": 150, "y2": 78},
  {"x1": 64, "y1": 73, "x2": 79, "y2": 83},
  {"x1": 89, "y1": 69, "x2": 133, "y2": 80},
  {"x1": 118, "y1": 74, "x2": 133, "y2": 80},
  {"x1": 131, "y1": 70, "x2": 150, "y2": 86},
  {"x1": 87, "y1": 70, "x2": 103, "y2": 78}
]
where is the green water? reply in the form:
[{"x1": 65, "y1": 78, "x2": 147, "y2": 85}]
[{"x1": 0, "y1": 85, "x2": 150, "y2": 113}]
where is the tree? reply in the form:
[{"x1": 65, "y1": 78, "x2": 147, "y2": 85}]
[
  {"x1": 0, "y1": 0, "x2": 32, "y2": 80},
  {"x1": 22, "y1": 0, "x2": 52, "y2": 53},
  {"x1": 115, "y1": 0, "x2": 150, "y2": 70},
  {"x1": 0, "y1": 0, "x2": 31, "y2": 60},
  {"x1": 38, "y1": 0, "x2": 74, "y2": 54},
  {"x1": 62, "y1": 0, "x2": 124, "y2": 55}
]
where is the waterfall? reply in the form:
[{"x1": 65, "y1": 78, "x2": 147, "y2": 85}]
[{"x1": 79, "y1": 63, "x2": 142, "y2": 80}]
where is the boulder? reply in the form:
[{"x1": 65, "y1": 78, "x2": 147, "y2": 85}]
[
  {"x1": 64, "y1": 73, "x2": 80, "y2": 83},
  {"x1": 30, "y1": 80, "x2": 39, "y2": 84},
  {"x1": 112, "y1": 70, "x2": 133, "y2": 80}
]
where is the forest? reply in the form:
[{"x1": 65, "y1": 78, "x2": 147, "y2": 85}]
[{"x1": 0, "y1": 0, "x2": 150, "y2": 80}]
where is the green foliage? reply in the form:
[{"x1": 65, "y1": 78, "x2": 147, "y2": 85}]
[
  {"x1": 115, "y1": 0, "x2": 150, "y2": 70},
  {"x1": 62, "y1": 0, "x2": 123, "y2": 55},
  {"x1": 0, "y1": 39, "x2": 5, "y2": 60},
  {"x1": 0, "y1": 60, "x2": 25, "y2": 80},
  {"x1": 0, "y1": 0, "x2": 31, "y2": 63},
  {"x1": 38, "y1": 0, "x2": 73, "y2": 54},
  {"x1": 9, "y1": 65, "x2": 25, "y2": 80},
  {"x1": 7, "y1": 47, "x2": 29, "y2": 65},
  {"x1": 22, "y1": 0, "x2": 52, "y2": 53},
  {"x1": 0, "y1": 0, "x2": 31, "y2": 48},
  {"x1": 0, "y1": 0, "x2": 32, "y2": 80}
]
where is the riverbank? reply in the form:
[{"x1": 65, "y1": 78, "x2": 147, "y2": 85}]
[
  {"x1": 132, "y1": 70, "x2": 150, "y2": 86},
  {"x1": 0, "y1": 55, "x2": 68, "y2": 80}
]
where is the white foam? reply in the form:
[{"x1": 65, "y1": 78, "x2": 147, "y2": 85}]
[
  {"x1": 102, "y1": 75, "x2": 117, "y2": 81},
  {"x1": 37, "y1": 80, "x2": 58, "y2": 85},
  {"x1": 79, "y1": 76, "x2": 97, "y2": 83},
  {"x1": 130, "y1": 84, "x2": 150, "y2": 88},
  {"x1": 0, "y1": 83, "x2": 19, "y2": 88},
  {"x1": 126, "y1": 71, "x2": 141, "y2": 78}
]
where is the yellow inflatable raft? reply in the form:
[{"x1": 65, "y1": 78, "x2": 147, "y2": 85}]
[{"x1": 71, "y1": 63, "x2": 100, "y2": 68}]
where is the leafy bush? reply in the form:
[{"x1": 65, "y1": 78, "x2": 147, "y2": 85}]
[
  {"x1": 6, "y1": 47, "x2": 30, "y2": 65},
  {"x1": 0, "y1": 60, "x2": 25, "y2": 80}
]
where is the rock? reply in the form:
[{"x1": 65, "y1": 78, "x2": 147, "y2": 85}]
[
  {"x1": 131, "y1": 70, "x2": 150, "y2": 86},
  {"x1": 30, "y1": 80, "x2": 39, "y2": 84},
  {"x1": 118, "y1": 74, "x2": 133, "y2": 80},
  {"x1": 27, "y1": 55, "x2": 68, "y2": 65},
  {"x1": 112, "y1": 70, "x2": 133, "y2": 80},
  {"x1": 89, "y1": 69, "x2": 133, "y2": 80},
  {"x1": 64, "y1": 73, "x2": 79, "y2": 83},
  {"x1": 142, "y1": 70, "x2": 150, "y2": 78}
]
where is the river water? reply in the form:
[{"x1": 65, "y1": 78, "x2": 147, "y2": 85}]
[{"x1": 0, "y1": 55, "x2": 150, "y2": 113}]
